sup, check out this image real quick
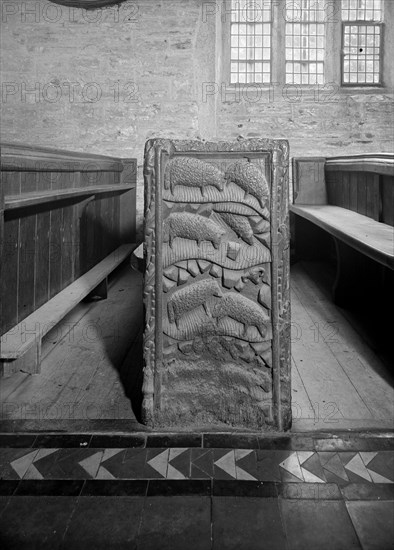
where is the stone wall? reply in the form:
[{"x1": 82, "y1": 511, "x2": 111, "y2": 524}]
[{"x1": 1, "y1": 0, "x2": 393, "y2": 238}]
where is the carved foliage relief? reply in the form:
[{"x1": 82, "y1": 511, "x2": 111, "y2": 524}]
[{"x1": 143, "y1": 139, "x2": 290, "y2": 430}]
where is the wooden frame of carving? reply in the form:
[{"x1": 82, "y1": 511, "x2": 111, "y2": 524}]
[{"x1": 143, "y1": 138, "x2": 290, "y2": 431}]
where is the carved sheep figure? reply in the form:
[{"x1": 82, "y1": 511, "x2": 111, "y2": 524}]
[
  {"x1": 168, "y1": 279, "x2": 223, "y2": 328},
  {"x1": 163, "y1": 213, "x2": 226, "y2": 249},
  {"x1": 220, "y1": 212, "x2": 254, "y2": 245},
  {"x1": 225, "y1": 160, "x2": 269, "y2": 208},
  {"x1": 212, "y1": 292, "x2": 268, "y2": 338},
  {"x1": 164, "y1": 157, "x2": 224, "y2": 195}
]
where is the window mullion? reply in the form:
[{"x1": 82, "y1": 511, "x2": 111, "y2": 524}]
[
  {"x1": 325, "y1": 8, "x2": 340, "y2": 84},
  {"x1": 272, "y1": 0, "x2": 286, "y2": 85}
]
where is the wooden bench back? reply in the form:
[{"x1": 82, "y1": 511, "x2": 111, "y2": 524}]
[
  {"x1": 293, "y1": 154, "x2": 394, "y2": 227},
  {"x1": 0, "y1": 143, "x2": 137, "y2": 336},
  {"x1": 292, "y1": 157, "x2": 327, "y2": 205}
]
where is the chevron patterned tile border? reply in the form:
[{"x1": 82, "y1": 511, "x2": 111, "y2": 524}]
[{"x1": 1, "y1": 448, "x2": 393, "y2": 484}]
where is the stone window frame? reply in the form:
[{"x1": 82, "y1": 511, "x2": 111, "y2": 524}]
[{"x1": 221, "y1": 0, "x2": 391, "y2": 91}]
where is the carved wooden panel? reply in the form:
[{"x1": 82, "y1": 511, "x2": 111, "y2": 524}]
[{"x1": 143, "y1": 139, "x2": 290, "y2": 431}]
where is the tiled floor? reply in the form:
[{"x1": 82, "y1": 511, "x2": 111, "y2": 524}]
[{"x1": 0, "y1": 433, "x2": 393, "y2": 549}]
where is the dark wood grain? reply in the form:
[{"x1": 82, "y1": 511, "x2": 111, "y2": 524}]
[
  {"x1": 349, "y1": 173, "x2": 358, "y2": 213},
  {"x1": 290, "y1": 204, "x2": 393, "y2": 269},
  {"x1": 49, "y1": 205, "x2": 63, "y2": 299},
  {"x1": 2, "y1": 216, "x2": 19, "y2": 333},
  {"x1": 102, "y1": 195, "x2": 112, "y2": 258},
  {"x1": 2, "y1": 173, "x2": 21, "y2": 334},
  {"x1": 1, "y1": 144, "x2": 136, "y2": 339},
  {"x1": 341, "y1": 172, "x2": 350, "y2": 209},
  {"x1": 119, "y1": 159, "x2": 137, "y2": 243},
  {"x1": 357, "y1": 173, "x2": 367, "y2": 216},
  {"x1": 113, "y1": 194, "x2": 121, "y2": 248},
  {"x1": 325, "y1": 170, "x2": 380, "y2": 220},
  {"x1": 18, "y1": 211, "x2": 36, "y2": 320},
  {"x1": 109, "y1": 195, "x2": 117, "y2": 254},
  {"x1": 94, "y1": 197, "x2": 103, "y2": 268},
  {"x1": 4, "y1": 184, "x2": 134, "y2": 211},
  {"x1": 78, "y1": 199, "x2": 91, "y2": 275},
  {"x1": 18, "y1": 173, "x2": 37, "y2": 321},
  {"x1": 381, "y1": 176, "x2": 394, "y2": 227},
  {"x1": 325, "y1": 171, "x2": 337, "y2": 205},
  {"x1": 35, "y1": 169, "x2": 51, "y2": 310},
  {"x1": 366, "y1": 174, "x2": 380, "y2": 221},
  {"x1": 71, "y1": 172, "x2": 82, "y2": 280},
  {"x1": 108, "y1": 172, "x2": 118, "y2": 252},
  {"x1": 60, "y1": 174, "x2": 74, "y2": 289}
]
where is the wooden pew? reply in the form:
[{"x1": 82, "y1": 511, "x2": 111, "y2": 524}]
[
  {"x1": 0, "y1": 143, "x2": 137, "y2": 376},
  {"x1": 290, "y1": 154, "x2": 394, "y2": 306}
]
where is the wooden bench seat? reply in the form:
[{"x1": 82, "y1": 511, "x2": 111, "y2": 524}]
[
  {"x1": 1, "y1": 143, "x2": 137, "y2": 378},
  {"x1": 290, "y1": 154, "x2": 394, "y2": 307},
  {"x1": 291, "y1": 204, "x2": 394, "y2": 270},
  {"x1": 0, "y1": 243, "x2": 135, "y2": 377}
]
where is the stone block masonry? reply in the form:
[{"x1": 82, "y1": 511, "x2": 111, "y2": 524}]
[{"x1": 1, "y1": 0, "x2": 393, "y2": 239}]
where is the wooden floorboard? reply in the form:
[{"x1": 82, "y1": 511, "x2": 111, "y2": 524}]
[
  {"x1": 1, "y1": 244, "x2": 135, "y2": 359},
  {"x1": 0, "y1": 261, "x2": 392, "y2": 432},
  {"x1": 291, "y1": 287, "x2": 373, "y2": 420},
  {"x1": 291, "y1": 262, "x2": 394, "y2": 431},
  {"x1": 293, "y1": 274, "x2": 394, "y2": 417},
  {"x1": 0, "y1": 263, "x2": 143, "y2": 421},
  {"x1": 291, "y1": 357, "x2": 314, "y2": 422}
]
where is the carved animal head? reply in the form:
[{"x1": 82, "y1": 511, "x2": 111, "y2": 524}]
[
  {"x1": 213, "y1": 286, "x2": 223, "y2": 298},
  {"x1": 211, "y1": 300, "x2": 224, "y2": 318},
  {"x1": 216, "y1": 178, "x2": 226, "y2": 192},
  {"x1": 242, "y1": 267, "x2": 265, "y2": 284},
  {"x1": 244, "y1": 234, "x2": 254, "y2": 246}
]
